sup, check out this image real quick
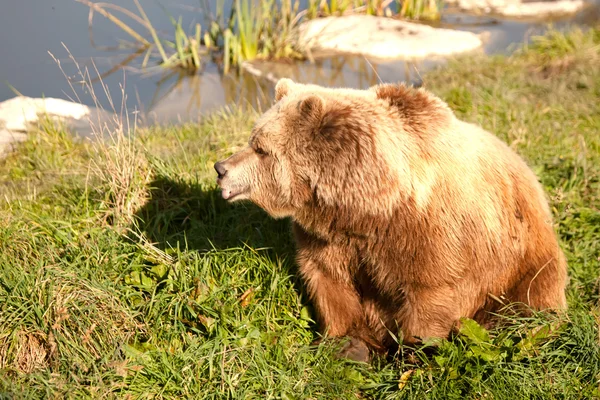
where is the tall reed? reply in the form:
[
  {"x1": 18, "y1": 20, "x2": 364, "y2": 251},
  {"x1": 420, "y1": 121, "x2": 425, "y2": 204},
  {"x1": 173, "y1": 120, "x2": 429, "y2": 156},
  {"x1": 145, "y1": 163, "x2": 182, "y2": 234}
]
[
  {"x1": 77, "y1": 0, "x2": 212, "y2": 71},
  {"x1": 78, "y1": 0, "x2": 305, "y2": 74},
  {"x1": 206, "y1": 0, "x2": 305, "y2": 73},
  {"x1": 399, "y1": 0, "x2": 442, "y2": 20},
  {"x1": 307, "y1": 0, "x2": 442, "y2": 20},
  {"x1": 77, "y1": 0, "x2": 442, "y2": 75}
]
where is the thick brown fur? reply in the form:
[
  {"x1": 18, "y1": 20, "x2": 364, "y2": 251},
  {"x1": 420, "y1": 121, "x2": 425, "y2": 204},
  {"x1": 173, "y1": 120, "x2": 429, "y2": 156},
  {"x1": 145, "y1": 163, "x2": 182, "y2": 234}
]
[{"x1": 215, "y1": 78, "x2": 568, "y2": 360}]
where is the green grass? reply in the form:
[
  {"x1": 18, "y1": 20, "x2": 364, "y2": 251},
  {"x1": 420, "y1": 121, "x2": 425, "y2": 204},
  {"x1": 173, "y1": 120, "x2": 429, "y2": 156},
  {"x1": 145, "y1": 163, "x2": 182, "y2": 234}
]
[
  {"x1": 306, "y1": 0, "x2": 393, "y2": 17},
  {"x1": 1, "y1": 28, "x2": 599, "y2": 398},
  {"x1": 306, "y1": 0, "x2": 442, "y2": 20},
  {"x1": 398, "y1": 0, "x2": 441, "y2": 20}
]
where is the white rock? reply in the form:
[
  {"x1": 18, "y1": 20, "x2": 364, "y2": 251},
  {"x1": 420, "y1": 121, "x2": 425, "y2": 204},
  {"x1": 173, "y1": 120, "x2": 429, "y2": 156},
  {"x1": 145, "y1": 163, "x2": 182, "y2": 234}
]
[
  {"x1": 0, "y1": 96, "x2": 115, "y2": 136},
  {"x1": 0, "y1": 96, "x2": 116, "y2": 157},
  {"x1": 0, "y1": 96, "x2": 92, "y2": 132},
  {"x1": 497, "y1": 0, "x2": 585, "y2": 17},
  {"x1": 448, "y1": 0, "x2": 585, "y2": 17},
  {"x1": 298, "y1": 15, "x2": 483, "y2": 59},
  {"x1": 0, "y1": 129, "x2": 27, "y2": 156}
]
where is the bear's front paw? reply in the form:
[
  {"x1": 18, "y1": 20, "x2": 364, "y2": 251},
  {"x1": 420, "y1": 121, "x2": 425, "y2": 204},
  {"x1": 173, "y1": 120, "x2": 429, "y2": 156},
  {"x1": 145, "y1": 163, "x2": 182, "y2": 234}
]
[{"x1": 335, "y1": 337, "x2": 371, "y2": 363}]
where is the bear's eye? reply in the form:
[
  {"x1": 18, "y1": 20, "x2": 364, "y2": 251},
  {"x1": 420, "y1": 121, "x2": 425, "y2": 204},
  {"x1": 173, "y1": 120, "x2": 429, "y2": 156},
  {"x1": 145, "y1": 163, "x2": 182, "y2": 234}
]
[{"x1": 254, "y1": 147, "x2": 267, "y2": 156}]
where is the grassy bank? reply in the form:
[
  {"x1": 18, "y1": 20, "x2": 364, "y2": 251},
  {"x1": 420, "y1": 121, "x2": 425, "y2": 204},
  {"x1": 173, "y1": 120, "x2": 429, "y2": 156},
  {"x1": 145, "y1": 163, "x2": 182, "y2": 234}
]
[{"x1": 1, "y1": 28, "x2": 599, "y2": 398}]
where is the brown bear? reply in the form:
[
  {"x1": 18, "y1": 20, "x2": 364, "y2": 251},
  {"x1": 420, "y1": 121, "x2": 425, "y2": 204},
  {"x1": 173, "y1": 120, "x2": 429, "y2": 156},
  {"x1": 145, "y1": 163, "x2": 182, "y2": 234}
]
[{"x1": 214, "y1": 78, "x2": 568, "y2": 362}]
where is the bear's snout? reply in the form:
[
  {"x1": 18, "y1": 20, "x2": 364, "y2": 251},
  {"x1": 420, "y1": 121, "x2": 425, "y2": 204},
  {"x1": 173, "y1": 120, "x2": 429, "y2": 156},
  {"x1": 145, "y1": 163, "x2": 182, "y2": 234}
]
[
  {"x1": 214, "y1": 161, "x2": 227, "y2": 179},
  {"x1": 214, "y1": 156, "x2": 251, "y2": 202}
]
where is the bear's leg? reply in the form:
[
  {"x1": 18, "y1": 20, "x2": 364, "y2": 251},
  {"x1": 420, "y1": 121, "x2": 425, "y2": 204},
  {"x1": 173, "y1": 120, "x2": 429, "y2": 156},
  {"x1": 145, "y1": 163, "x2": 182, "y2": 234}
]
[
  {"x1": 507, "y1": 255, "x2": 568, "y2": 311},
  {"x1": 300, "y1": 261, "x2": 377, "y2": 362},
  {"x1": 293, "y1": 223, "x2": 378, "y2": 361},
  {"x1": 301, "y1": 266, "x2": 364, "y2": 337},
  {"x1": 396, "y1": 285, "x2": 461, "y2": 344}
]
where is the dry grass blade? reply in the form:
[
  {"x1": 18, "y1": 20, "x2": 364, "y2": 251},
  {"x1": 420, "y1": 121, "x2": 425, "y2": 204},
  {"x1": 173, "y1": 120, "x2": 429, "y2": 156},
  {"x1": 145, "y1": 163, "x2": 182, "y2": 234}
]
[
  {"x1": 0, "y1": 331, "x2": 51, "y2": 374},
  {"x1": 133, "y1": 0, "x2": 169, "y2": 63},
  {"x1": 76, "y1": 0, "x2": 150, "y2": 46}
]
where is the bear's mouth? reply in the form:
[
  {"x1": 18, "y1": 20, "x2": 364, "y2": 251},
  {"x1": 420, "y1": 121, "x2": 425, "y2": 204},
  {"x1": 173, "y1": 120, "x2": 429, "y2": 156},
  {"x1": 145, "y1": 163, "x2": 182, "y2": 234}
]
[
  {"x1": 216, "y1": 174, "x2": 250, "y2": 201},
  {"x1": 218, "y1": 183, "x2": 249, "y2": 201},
  {"x1": 221, "y1": 188, "x2": 243, "y2": 200}
]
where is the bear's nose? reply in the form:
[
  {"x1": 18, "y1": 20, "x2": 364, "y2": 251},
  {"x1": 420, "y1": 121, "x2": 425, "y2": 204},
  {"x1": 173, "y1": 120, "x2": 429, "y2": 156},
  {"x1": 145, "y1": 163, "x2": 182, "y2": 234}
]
[{"x1": 214, "y1": 161, "x2": 228, "y2": 179}]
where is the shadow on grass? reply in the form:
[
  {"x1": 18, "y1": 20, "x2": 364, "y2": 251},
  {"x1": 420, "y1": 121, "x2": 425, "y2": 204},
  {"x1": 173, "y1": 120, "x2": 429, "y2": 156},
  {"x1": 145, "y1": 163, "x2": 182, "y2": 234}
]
[{"x1": 134, "y1": 176, "x2": 295, "y2": 256}]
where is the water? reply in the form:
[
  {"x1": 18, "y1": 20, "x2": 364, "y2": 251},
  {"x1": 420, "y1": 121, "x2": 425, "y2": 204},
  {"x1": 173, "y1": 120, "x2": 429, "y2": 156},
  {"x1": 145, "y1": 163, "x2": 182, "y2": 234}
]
[{"x1": 0, "y1": 0, "x2": 597, "y2": 125}]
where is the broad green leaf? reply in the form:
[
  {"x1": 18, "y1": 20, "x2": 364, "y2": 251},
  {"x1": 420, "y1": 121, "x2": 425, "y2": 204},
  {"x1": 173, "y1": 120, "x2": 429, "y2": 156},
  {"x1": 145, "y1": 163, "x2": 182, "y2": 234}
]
[{"x1": 459, "y1": 317, "x2": 491, "y2": 344}]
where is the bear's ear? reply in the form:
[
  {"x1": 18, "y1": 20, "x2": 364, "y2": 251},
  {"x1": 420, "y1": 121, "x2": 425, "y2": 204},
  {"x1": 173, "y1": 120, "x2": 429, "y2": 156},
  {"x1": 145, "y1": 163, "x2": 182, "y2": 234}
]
[
  {"x1": 275, "y1": 78, "x2": 295, "y2": 101},
  {"x1": 297, "y1": 94, "x2": 325, "y2": 122}
]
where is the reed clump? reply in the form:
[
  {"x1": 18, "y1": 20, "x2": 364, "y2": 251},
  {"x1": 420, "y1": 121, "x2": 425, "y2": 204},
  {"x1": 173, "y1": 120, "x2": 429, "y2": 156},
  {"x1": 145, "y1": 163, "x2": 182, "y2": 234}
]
[{"x1": 77, "y1": 0, "x2": 443, "y2": 74}]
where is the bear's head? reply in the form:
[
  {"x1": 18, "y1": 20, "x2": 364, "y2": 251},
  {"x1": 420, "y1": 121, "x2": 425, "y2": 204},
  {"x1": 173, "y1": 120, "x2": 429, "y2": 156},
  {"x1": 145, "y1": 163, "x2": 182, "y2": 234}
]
[{"x1": 214, "y1": 78, "x2": 406, "y2": 220}]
